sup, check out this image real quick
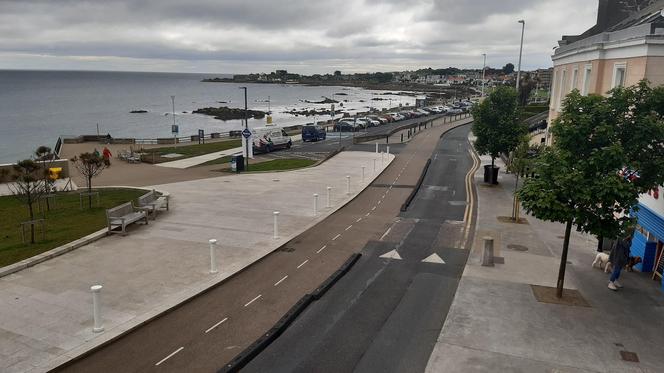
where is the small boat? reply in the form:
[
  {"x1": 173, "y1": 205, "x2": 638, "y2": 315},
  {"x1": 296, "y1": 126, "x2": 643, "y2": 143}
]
[{"x1": 130, "y1": 109, "x2": 148, "y2": 113}]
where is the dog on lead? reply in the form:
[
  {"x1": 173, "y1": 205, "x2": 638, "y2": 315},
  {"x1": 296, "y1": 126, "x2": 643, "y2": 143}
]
[{"x1": 592, "y1": 253, "x2": 642, "y2": 272}]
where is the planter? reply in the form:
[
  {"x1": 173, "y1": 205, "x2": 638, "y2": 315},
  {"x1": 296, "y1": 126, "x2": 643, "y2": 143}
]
[{"x1": 484, "y1": 165, "x2": 500, "y2": 184}]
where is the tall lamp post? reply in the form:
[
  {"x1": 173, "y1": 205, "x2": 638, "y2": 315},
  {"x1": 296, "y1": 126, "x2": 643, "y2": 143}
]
[
  {"x1": 481, "y1": 53, "x2": 487, "y2": 98},
  {"x1": 239, "y1": 87, "x2": 249, "y2": 171},
  {"x1": 516, "y1": 20, "x2": 526, "y2": 90},
  {"x1": 170, "y1": 95, "x2": 177, "y2": 148}
]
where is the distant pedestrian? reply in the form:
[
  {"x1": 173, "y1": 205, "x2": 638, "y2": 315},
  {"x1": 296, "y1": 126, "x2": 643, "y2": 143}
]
[
  {"x1": 608, "y1": 233, "x2": 632, "y2": 291},
  {"x1": 102, "y1": 147, "x2": 112, "y2": 166},
  {"x1": 105, "y1": 133, "x2": 112, "y2": 144}
]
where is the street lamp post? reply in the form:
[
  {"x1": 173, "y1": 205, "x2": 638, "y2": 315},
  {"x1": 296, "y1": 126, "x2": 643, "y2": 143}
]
[
  {"x1": 239, "y1": 87, "x2": 249, "y2": 171},
  {"x1": 481, "y1": 53, "x2": 487, "y2": 98},
  {"x1": 516, "y1": 20, "x2": 526, "y2": 90},
  {"x1": 170, "y1": 95, "x2": 177, "y2": 148}
]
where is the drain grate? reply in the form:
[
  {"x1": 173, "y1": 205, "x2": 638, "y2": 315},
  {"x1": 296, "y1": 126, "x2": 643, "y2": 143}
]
[
  {"x1": 507, "y1": 244, "x2": 529, "y2": 252},
  {"x1": 620, "y1": 351, "x2": 639, "y2": 363}
]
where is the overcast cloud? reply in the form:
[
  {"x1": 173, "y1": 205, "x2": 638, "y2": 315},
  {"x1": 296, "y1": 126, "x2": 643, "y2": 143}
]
[{"x1": 0, "y1": 0, "x2": 598, "y2": 74}]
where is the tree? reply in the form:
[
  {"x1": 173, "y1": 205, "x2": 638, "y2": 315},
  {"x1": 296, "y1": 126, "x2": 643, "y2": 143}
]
[
  {"x1": 518, "y1": 82, "x2": 664, "y2": 298},
  {"x1": 507, "y1": 136, "x2": 540, "y2": 220},
  {"x1": 34, "y1": 146, "x2": 56, "y2": 211},
  {"x1": 333, "y1": 70, "x2": 341, "y2": 77},
  {"x1": 9, "y1": 159, "x2": 46, "y2": 243},
  {"x1": 72, "y1": 152, "x2": 106, "y2": 208},
  {"x1": 471, "y1": 86, "x2": 526, "y2": 174},
  {"x1": 502, "y1": 63, "x2": 515, "y2": 74},
  {"x1": 518, "y1": 73, "x2": 538, "y2": 106}
]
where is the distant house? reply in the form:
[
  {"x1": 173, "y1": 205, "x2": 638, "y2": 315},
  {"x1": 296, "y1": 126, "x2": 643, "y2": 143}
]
[{"x1": 446, "y1": 76, "x2": 465, "y2": 85}]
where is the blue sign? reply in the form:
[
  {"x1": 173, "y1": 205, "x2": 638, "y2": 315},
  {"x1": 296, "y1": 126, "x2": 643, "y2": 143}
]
[
  {"x1": 242, "y1": 128, "x2": 252, "y2": 138},
  {"x1": 171, "y1": 124, "x2": 179, "y2": 134}
]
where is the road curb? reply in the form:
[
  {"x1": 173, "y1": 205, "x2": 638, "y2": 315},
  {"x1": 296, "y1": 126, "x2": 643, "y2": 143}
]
[
  {"x1": 219, "y1": 253, "x2": 362, "y2": 373},
  {"x1": 401, "y1": 158, "x2": 431, "y2": 212}
]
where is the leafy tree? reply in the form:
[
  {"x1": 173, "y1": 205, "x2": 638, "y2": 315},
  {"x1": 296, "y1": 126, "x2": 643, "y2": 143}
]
[
  {"x1": 507, "y1": 136, "x2": 540, "y2": 220},
  {"x1": 518, "y1": 82, "x2": 664, "y2": 298},
  {"x1": 72, "y1": 152, "x2": 106, "y2": 208},
  {"x1": 518, "y1": 73, "x2": 538, "y2": 106},
  {"x1": 502, "y1": 63, "x2": 515, "y2": 74},
  {"x1": 34, "y1": 145, "x2": 56, "y2": 211},
  {"x1": 471, "y1": 86, "x2": 526, "y2": 173},
  {"x1": 333, "y1": 70, "x2": 341, "y2": 77},
  {"x1": 9, "y1": 159, "x2": 46, "y2": 243}
]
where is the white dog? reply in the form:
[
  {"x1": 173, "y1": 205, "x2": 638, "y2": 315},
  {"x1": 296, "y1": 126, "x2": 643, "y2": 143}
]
[{"x1": 592, "y1": 252, "x2": 612, "y2": 272}]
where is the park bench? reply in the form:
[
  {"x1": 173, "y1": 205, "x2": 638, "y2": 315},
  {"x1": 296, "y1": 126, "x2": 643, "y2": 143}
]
[
  {"x1": 136, "y1": 190, "x2": 170, "y2": 220},
  {"x1": 106, "y1": 202, "x2": 148, "y2": 235}
]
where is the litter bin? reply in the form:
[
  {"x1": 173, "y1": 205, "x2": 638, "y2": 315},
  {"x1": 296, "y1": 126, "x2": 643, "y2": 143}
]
[
  {"x1": 231, "y1": 154, "x2": 244, "y2": 173},
  {"x1": 483, "y1": 165, "x2": 500, "y2": 184}
]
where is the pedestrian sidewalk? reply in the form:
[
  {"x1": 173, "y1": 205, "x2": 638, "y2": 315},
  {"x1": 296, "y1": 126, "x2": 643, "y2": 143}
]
[
  {"x1": 426, "y1": 146, "x2": 664, "y2": 372},
  {"x1": 0, "y1": 150, "x2": 393, "y2": 373}
]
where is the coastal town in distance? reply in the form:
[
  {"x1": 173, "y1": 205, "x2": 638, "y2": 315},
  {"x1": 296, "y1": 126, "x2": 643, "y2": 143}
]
[{"x1": 0, "y1": 1, "x2": 663, "y2": 373}]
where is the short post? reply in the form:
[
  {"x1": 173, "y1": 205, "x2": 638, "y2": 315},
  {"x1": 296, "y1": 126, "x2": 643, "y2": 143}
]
[
  {"x1": 375, "y1": 142, "x2": 378, "y2": 153},
  {"x1": 91, "y1": 285, "x2": 104, "y2": 333},
  {"x1": 401, "y1": 133, "x2": 404, "y2": 143},
  {"x1": 386, "y1": 146, "x2": 390, "y2": 157},
  {"x1": 361, "y1": 166, "x2": 365, "y2": 182},
  {"x1": 346, "y1": 175, "x2": 351, "y2": 195},
  {"x1": 273, "y1": 211, "x2": 280, "y2": 239},
  {"x1": 313, "y1": 193, "x2": 319, "y2": 216},
  {"x1": 481, "y1": 237, "x2": 495, "y2": 267},
  {"x1": 373, "y1": 159, "x2": 377, "y2": 173},
  {"x1": 326, "y1": 186, "x2": 332, "y2": 208},
  {"x1": 209, "y1": 239, "x2": 218, "y2": 274}
]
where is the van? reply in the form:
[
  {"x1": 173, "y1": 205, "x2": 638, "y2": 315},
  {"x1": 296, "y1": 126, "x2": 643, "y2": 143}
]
[
  {"x1": 302, "y1": 125, "x2": 327, "y2": 142},
  {"x1": 251, "y1": 126, "x2": 293, "y2": 153}
]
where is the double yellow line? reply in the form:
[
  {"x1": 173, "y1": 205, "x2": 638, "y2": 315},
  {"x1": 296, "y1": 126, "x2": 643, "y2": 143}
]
[{"x1": 461, "y1": 139, "x2": 481, "y2": 249}]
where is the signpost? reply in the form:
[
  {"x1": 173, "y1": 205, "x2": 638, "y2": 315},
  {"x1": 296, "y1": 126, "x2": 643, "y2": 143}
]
[{"x1": 171, "y1": 124, "x2": 179, "y2": 149}]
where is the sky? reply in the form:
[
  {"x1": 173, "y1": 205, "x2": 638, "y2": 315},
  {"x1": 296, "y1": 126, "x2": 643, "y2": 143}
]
[{"x1": 0, "y1": 0, "x2": 599, "y2": 75}]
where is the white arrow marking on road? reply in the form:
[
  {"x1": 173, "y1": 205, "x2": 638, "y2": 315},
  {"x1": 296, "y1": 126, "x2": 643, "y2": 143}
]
[
  {"x1": 422, "y1": 253, "x2": 445, "y2": 264},
  {"x1": 379, "y1": 249, "x2": 402, "y2": 260}
]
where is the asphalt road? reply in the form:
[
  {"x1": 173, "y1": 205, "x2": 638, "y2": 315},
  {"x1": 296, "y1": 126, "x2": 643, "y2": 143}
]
[
  {"x1": 55, "y1": 117, "x2": 470, "y2": 373},
  {"x1": 244, "y1": 124, "x2": 476, "y2": 373}
]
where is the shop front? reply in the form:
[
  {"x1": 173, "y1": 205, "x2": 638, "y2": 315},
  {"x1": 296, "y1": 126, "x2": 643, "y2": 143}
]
[{"x1": 631, "y1": 186, "x2": 664, "y2": 291}]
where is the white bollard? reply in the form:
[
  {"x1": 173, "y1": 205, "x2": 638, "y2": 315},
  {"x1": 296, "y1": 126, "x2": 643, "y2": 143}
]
[
  {"x1": 91, "y1": 285, "x2": 104, "y2": 333},
  {"x1": 273, "y1": 211, "x2": 280, "y2": 239},
  {"x1": 481, "y1": 237, "x2": 495, "y2": 267},
  {"x1": 375, "y1": 142, "x2": 378, "y2": 153},
  {"x1": 326, "y1": 186, "x2": 332, "y2": 208},
  {"x1": 373, "y1": 159, "x2": 377, "y2": 173},
  {"x1": 313, "y1": 193, "x2": 319, "y2": 216},
  {"x1": 361, "y1": 166, "x2": 365, "y2": 182},
  {"x1": 346, "y1": 175, "x2": 351, "y2": 195},
  {"x1": 209, "y1": 239, "x2": 218, "y2": 274},
  {"x1": 386, "y1": 146, "x2": 390, "y2": 157}
]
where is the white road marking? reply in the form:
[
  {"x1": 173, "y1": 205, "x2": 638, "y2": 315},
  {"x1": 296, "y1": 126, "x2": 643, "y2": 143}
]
[
  {"x1": 379, "y1": 249, "x2": 402, "y2": 260},
  {"x1": 317, "y1": 245, "x2": 327, "y2": 253},
  {"x1": 377, "y1": 200, "x2": 382, "y2": 205},
  {"x1": 365, "y1": 212, "x2": 371, "y2": 217},
  {"x1": 371, "y1": 206, "x2": 376, "y2": 211},
  {"x1": 345, "y1": 225, "x2": 353, "y2": 231},
  {"x1": 422, "y1": 253, "x2": 446, "y2": 264},
  {"x1": 274, "y1": 275, "x2": 288, "y2": 286},
  {"x1": 380, "y1": 227, "x2": 392, "y2": 241},
  {"x1": 297, "y1": 259, "x2": 309, "y2": 269},
  {"x1": 204, "y1": 318, "x2": 229, "y2": 334},
  {"x1": 356, "y1": 218, "x2": 362, "y2": 223},
  {"x1": 244, "y1": 294, "x2": 262, "y2": 307},
  {"x1": 155, "y1": 347, "x2": 184, "y2": 366},
  {"x1": 332, "y1": 233, "x2": 341, "y2": 241}
]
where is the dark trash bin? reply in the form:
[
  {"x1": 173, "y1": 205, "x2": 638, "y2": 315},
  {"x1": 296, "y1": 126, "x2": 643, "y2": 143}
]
[
  {"x1": 231, "y1": 154, "x2": 244, "y2": 173},
  {"x1": 484, "y1": 165, "x2": 500, "y2": 184}
]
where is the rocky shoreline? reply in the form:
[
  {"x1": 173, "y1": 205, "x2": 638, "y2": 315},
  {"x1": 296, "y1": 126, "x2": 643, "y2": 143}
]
[{"x1": 192, "y1": 106, "x2": 267, "y2": 121}]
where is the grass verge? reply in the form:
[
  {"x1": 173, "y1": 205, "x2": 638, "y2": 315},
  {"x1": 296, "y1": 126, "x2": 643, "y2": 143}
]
[
  {"x1": 248, "y1": 159, "x2": 316, "y2": 172},
  {"x1": 0, "y1": 188, "x2": 145, "y2": 267},
  {"x1": 142, "y1": 139, "x2": 241, "y2": 163}
]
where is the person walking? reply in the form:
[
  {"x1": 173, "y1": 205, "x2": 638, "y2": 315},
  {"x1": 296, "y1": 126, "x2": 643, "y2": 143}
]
[
  {"x1": 102, "y1": 146, "x2": 112, "y2": 166},
  {"x1": 608, "y1": 233, "x2": 632, "y2": 291}
]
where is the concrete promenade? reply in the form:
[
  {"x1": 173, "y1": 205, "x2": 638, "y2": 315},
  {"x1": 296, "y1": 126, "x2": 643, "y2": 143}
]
[
  {"x1": 0, "y1": 150, "x2": 393, "y2": 373},
  {"x1": 425, "y1": 143, "x2": 664, "y2": 372}
]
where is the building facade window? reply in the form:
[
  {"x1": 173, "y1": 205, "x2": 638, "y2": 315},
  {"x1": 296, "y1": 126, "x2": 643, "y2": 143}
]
[
  {"x1": 557, "y1": 69, "x2": 567, "y2": 110},
  {"x1": 612, "y1": 63, "x2": 627, "y2": 88},
  {"x1": 582, "y1": 64, "x2": 592, "y2": 95}
]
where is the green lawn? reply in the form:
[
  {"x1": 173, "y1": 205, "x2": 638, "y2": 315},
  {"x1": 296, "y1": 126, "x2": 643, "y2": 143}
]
[
  {"x1": 247, "y1": 159, "x2": 316, "y2": 172},
  {"x1": 0, "y1": 188, "x2": 145, "y2": 267},
  {"x1": 143, "y1": 139, "x2": 241, "y2": 163}
]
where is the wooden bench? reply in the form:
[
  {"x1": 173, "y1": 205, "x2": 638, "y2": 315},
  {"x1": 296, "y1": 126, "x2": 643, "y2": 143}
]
[
  {"x1": 106, "y1": 202, "x2": 148, "y2": 235},
  {"x1": 136, "y1": 190, "x2": 170, "y2": 220}
]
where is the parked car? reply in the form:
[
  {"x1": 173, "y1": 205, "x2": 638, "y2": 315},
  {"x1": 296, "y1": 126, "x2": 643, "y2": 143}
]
[
  {"x1": 302, "y1": 124, "x2": 326, "y2": 142},
  {"x1": 416, "y1": 109, "x2": 430, "y2": 116},
  {"x1": 447, "y1": 107, "x2": 463, "y2": 115},
  {"x1": 369, "y1": 115, "x2": 388, "y2": 125},
  {"x1": 252, "y1": 126, "x2": 292, "y2": 153},
  {"x1": 380, "y1": 115, "x2": 394, "y2": 123},
  {"x1": 362, "y1": 117, "x2": 381, "y2": 127}
]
